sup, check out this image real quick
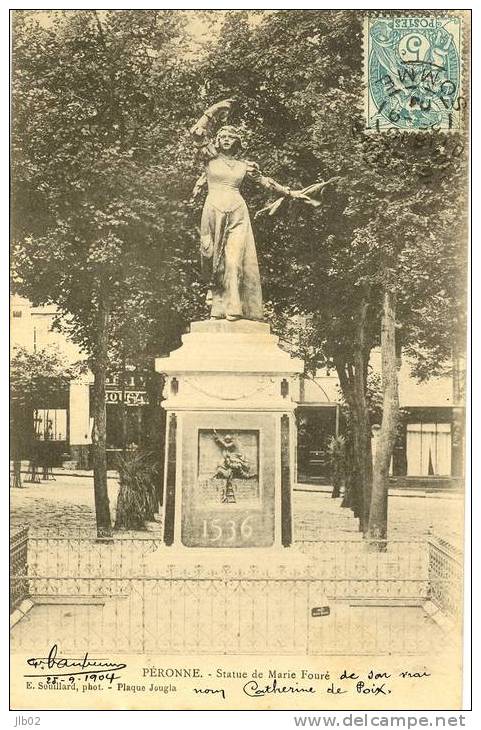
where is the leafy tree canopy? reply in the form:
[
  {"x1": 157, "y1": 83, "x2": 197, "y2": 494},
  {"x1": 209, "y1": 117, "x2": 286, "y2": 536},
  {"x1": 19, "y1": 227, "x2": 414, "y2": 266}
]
[
  {"x1": 196, "y1": 10, "x2": 467, "y2": 377},
  {"x1": 12, "y1": 9, "x2": 206, "y2": 368},
  {"x1": 12, "y1": 9, "x2": 467, "y2": 378}
]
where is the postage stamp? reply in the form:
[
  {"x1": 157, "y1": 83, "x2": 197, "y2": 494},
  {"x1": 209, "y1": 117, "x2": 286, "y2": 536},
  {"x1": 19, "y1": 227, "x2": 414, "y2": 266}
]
[{"x1": 363, "y1": 15, "x2": 463, "y2": 131}]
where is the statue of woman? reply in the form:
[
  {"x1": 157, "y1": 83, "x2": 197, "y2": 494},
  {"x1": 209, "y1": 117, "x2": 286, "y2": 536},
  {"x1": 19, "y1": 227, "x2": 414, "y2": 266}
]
[{"x1": 190, "y1": 99, "x2": 309, "y2": 322}]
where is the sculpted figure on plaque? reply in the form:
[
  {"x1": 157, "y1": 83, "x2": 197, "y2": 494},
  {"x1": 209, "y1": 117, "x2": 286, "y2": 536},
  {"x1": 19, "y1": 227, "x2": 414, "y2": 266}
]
[
  {"x1": 190, "y1": 99, "x2": 310, "y2": 322},
  {"x1": 212, "y1": 429, "x2": 256, "y2": 504}
]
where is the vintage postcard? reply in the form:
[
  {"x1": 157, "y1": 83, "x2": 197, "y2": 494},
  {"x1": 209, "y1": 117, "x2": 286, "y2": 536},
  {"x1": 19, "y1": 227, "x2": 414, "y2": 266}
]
[{"x1": 10, "y1": 8, "x2": 470, "y2": 714}]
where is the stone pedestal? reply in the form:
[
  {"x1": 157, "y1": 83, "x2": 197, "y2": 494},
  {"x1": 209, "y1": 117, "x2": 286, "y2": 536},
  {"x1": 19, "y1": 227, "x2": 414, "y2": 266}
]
[{"x1": 155, "y1": 320, "x2": 304, "y2": 549}]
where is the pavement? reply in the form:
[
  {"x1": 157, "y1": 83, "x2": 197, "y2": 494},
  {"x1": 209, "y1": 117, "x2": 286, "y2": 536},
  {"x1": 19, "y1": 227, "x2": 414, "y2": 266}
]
[
  {"x1": 10, "y1": 472, "x2": 122, "y2": 535},
  {"x1": 10, "y1": 470, "x2": 465, "y2": 547}
]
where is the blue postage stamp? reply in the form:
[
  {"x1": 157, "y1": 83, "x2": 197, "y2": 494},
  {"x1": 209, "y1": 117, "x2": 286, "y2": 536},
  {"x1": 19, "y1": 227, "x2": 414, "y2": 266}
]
[{"x1": 364, "y1": 15, "x2": 463, "y2": 131}]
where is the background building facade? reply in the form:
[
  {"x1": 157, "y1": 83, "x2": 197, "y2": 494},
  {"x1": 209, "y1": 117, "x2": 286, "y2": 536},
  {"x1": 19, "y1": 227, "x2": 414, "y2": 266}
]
[{"x1": 11, "y1": 296, "x2": 464, "y2": 486}]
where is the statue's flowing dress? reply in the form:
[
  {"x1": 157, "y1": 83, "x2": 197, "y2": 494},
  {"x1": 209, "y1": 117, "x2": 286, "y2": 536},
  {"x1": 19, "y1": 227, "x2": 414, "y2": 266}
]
[{"x1": 200, "y1": 155, "x2": 264, "y2": 321}]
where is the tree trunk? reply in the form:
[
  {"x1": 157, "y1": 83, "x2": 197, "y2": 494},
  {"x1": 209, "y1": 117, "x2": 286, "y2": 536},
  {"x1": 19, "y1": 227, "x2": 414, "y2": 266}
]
[
  {"x1": 367, "y1": 290, "x2": 399, "y2": 551},
  {"x1": 91, "y1": 290, "x2": 112, "y2": 539},
  {"x1": 451, "y1": 351, "x2": 465, "y2": 478},
  {"x1": 120, "y1": 352, "x2": 127, "y2": 457},
  {"x1": 340, "y1": 433, "x2": 355, "y2": 508},
  {"x1": 335, "y1": 299, "x2": 373, "y2": 532},
  {"x1": 353, "y1": 305, "x2": 373, "y2": 533},
  {"x1": 330, "y1": 441, "x2": 344, "y2": 498},
  {"x1": 337, "y1": 389, "x2": 372, "y2": 525},
  {"x1": 12, "y1": 460, "x2": 23, "y2": 488},
  {"x1": 11, "y1": 401, "x2": 24, "y2": 488}
]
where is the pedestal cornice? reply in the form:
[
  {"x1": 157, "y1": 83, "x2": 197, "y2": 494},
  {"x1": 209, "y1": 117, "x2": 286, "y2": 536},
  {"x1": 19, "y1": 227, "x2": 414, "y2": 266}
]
[{"x1": 155, "y1": 319, "x2": 304, "y2": 376}]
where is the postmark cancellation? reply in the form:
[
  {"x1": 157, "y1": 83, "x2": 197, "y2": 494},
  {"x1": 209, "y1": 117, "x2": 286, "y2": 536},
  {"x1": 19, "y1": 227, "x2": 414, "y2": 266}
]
[{"x1": 363, "y1": 14, "x2": 464, "y2": 132}]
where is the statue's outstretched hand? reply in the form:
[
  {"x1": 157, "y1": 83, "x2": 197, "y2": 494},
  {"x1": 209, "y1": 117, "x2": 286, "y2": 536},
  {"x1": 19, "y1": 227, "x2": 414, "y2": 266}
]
[
  {"x1": 206, "y1": 99, "x2": 235, "y2": 122},
  {"x1": 290, "y1": 190, "x2": 313, "y2": 201}
]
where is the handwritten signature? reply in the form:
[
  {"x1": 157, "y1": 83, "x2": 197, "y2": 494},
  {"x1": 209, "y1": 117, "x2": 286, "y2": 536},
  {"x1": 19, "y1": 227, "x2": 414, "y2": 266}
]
[{"x1": 24, "y1": 644, "x2": 126, "y2": 679}]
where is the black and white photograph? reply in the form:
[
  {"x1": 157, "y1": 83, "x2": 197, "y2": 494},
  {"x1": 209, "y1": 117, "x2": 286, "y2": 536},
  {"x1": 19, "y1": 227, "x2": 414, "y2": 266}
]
[{"x1": 9, "y1": 6, "x2": 470, "y2": 714}]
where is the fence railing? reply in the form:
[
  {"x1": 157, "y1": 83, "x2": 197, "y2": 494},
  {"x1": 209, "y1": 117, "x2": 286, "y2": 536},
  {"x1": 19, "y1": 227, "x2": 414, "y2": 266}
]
[
  {"x1": 10, "y1": 525, "x2": 29, "y2": 612},
  {"x1": 11, "y1": 574, "x2": 446, "y2": 657},
  {"x1": 295, "y1": 537, "x2": 428, "y2": 579},
  {"x1": 428, "y1": 537, "x2": 463, "y2": 618},
  {"x1": 10, "y1": 529, "x2": 462, "y2": 656},
  {"x1": 23, "y1": 532, "x2": 428, "y2": 582}
]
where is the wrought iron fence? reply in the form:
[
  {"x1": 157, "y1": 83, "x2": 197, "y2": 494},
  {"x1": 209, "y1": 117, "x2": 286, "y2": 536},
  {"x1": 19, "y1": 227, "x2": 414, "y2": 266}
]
[
  {"x1": 295, "y1": 537, "x2": 428, "y2": 579},
  {"x1": 10, "y1": 525, "x2": 29, "y2": 612},
  {"x1": 24, "y1": 530, "x2": 428, "y2": 580},
  {"x1": 11, "y1": 574, "x2": 447, "y2": 656},
  {"x1": 10, "y1": 530, "x2": 461, "y2": 656},
  {"x1": 428, "y1": 537, "x2": 463, "y2": 618}
]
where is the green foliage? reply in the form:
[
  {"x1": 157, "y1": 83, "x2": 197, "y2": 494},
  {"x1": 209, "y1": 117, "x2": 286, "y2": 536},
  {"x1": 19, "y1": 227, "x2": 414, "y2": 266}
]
[
  {"x1": 115, "y1": 450, "x2": 159, "y2": 530},
  {"x1": 365, "y1": 372, "x2": 383, "y2": 424},
  {"x1": 12, "y1": 9, "x2": 205, "y2": 369},
  {"x1": 10, "y1": 346, "x2": 80, "y2": 405},
  {"x1": 336, "y1": 370, "x2": 383, "y2": 426},
  {"x1": 199, "y1": 10, "x2": 467, "y2": 375},
  {"x1": 12, "y1": 9, "x2": 466, "y2": 377},
  {"x1": 10, "y1": 346, "x2": 79, "y2": 460},
  {"x1": 327, "y1": 434, "x2": 346, "y2": 497}
]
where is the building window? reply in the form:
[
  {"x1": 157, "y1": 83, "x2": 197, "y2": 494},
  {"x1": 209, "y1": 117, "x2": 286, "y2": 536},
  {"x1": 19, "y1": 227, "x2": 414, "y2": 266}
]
[
  {"x1": 12, "y1": 310, "x2": 22, "y2": 318},
  {"x1": 33, "y1": 409, "x2": 67, "y2": 441},
  {"x1": 296, "y1": 406, "x2": 338, "y2": 483},
  {"x1": 406, "y1": 423, "x2": 451, "y2": 476}
]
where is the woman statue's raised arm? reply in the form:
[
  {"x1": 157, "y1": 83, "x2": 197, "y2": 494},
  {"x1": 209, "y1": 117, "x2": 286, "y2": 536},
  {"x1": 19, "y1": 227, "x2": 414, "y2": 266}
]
[{"x1": 190, "y1": 99, "x2": 235, "y2": 153}]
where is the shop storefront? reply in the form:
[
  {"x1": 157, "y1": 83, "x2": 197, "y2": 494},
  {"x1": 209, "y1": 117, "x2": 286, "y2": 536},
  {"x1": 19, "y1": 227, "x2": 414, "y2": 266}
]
[
  {"x1": 388, "y1": 406, "x2": 463, "y2": 487},
  {"x1": 89, "y1": 376, "x2": 150, "y2": 469},
  {"x1": 11, "y1": 387, "x2": 70, "y2": 471},
  {"x1": 296, "y1": 404, "x2": 339, "y2": 484}
]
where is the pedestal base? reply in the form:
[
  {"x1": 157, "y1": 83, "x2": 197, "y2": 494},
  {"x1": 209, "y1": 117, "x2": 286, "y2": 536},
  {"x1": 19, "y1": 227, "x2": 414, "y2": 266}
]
[{"x1": 155, "y1": 320, "x2": 304, "y2": 549}]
